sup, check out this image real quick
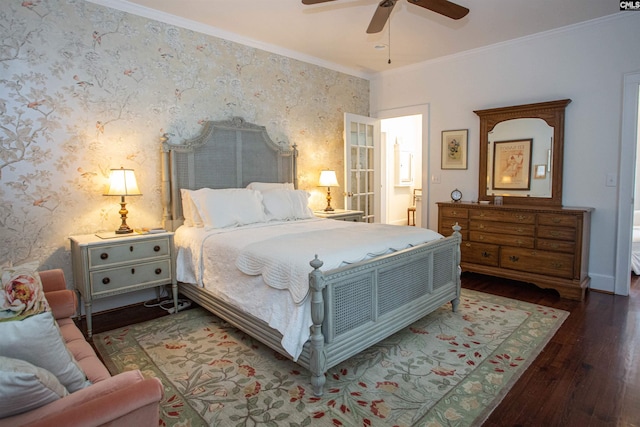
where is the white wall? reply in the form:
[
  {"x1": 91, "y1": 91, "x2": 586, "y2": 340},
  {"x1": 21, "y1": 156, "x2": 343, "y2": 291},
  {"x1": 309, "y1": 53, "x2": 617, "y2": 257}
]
[{"x1": 370, "y1": 12, "x2": 640, "y2": 293}]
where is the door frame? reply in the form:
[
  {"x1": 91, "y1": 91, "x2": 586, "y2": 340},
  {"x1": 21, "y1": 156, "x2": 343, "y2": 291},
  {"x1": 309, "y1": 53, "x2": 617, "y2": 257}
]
[
  {"x1": 374, "y1": 104, "x2": 431, "y2": 228},
  {"x1": 615, "y1": 70, "x2": 640, "y2": 296}
]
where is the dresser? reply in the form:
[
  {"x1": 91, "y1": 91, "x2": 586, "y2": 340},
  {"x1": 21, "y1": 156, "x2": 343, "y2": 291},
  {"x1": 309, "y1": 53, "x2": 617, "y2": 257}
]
[
  {"x1": 70, "y1": 232, "x2": 178, "y2": 337},
  {"x1": 437, "y1": 202, "x2": 592, "y2": 300}
]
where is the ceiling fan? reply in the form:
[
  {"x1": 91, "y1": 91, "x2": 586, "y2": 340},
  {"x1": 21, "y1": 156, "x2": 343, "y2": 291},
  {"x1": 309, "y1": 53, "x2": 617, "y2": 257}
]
[{"x1": 302, "y1": 0, "x2": 469, "y2": 34}]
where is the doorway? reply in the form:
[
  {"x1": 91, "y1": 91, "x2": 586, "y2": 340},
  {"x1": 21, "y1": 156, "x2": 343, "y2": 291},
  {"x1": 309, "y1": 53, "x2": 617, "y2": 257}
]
[
  {"x1": 615, "y1": 71, "x2": 640, "y2": 296},
  {"x1": 381, "y1": 115, "x2": 422, "y2": 226},
  {"x1": 375, "y1": 104, "x2": 430, "y2": 228}
]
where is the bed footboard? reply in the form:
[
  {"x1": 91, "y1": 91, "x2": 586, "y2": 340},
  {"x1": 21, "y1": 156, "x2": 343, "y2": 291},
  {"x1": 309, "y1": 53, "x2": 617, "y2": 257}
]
[{"x1": 304, "y1": 228, "x2": 462, "y2": 396}]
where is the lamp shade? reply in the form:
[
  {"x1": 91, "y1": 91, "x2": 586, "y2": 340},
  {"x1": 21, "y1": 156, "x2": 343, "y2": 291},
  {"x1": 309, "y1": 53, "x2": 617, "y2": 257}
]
[
  {"x1": 318, "y1": 170, "x2": 339, "y2": 187},
  {"x1": 104, "y1": 168, "x2": 142, "y2": 196}
]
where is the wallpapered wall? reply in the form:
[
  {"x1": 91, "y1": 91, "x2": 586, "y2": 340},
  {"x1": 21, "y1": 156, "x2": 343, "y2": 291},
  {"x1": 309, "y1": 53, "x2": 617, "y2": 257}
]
[{"x1": 0, "y1": 0, "x2": 370, "y2": 284}]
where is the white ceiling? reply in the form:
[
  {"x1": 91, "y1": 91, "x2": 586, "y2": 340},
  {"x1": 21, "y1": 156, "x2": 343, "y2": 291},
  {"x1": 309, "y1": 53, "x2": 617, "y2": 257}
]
[{"x1": 101, "y1": 0, "x2": 620, "y2": 77}]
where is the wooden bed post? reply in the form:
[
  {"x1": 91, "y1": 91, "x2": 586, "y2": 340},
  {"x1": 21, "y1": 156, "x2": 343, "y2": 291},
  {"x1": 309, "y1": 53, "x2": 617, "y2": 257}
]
[
  {"x1": 309, "y1": 255, "x2": 327, "y2": 396},
  {"x1": 451, "y1": 222, "x2": 462, "y2": 312}
]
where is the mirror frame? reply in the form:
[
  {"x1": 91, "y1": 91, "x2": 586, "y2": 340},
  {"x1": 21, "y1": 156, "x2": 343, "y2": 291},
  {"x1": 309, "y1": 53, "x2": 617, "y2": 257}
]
[{"x1": 475, "y1": 99, "x2": 571, "y2": 206}]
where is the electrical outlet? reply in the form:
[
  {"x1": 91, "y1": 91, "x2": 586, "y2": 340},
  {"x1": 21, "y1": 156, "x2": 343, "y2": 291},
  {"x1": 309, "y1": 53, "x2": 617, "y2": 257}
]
[{"x1": 431, "y1": 174, "x2": 441, "y2": 184}]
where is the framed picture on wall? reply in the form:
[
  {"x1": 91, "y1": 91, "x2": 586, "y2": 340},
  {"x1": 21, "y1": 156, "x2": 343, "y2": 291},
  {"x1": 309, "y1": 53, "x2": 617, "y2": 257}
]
[
  {"x1": 492, "y1": 139, "x2": 533, "y2": 190},
  {"x1": 441, "y1": 129, "x2": 468, "y2": 170}
]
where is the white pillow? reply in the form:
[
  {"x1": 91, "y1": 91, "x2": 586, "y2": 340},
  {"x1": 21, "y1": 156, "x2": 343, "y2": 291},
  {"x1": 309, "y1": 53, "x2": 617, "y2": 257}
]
[
  {"x1": 246, "y1": 182, "x2": 295, "y2": 192},
  {"x1": 261, "y1": 189, "x2": 314, "y2": 221},
  {"x1": 180, "y1": 188, "x2": 204, "y2": 227},
  {"x1": 0, "y1": 356, "x2": 69, "y2": 418},
  {"x1": 0, "y1": 312, "x2": 91, "y2": 393},
  {"x1": 190, "y1": 188, "x2": 267, "y2": 228}
]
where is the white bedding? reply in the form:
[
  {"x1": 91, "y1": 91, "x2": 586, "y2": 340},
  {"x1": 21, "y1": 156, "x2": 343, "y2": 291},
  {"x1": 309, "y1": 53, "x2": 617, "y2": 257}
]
[{"x1": 174, "y1": 218, "x2": 443, "y2": 359}]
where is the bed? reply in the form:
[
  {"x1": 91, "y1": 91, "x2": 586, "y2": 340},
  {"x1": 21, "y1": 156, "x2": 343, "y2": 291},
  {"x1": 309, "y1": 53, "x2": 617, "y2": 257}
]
[{"x1": 161, "y1": 117, "x2": 462, "y2": 396}]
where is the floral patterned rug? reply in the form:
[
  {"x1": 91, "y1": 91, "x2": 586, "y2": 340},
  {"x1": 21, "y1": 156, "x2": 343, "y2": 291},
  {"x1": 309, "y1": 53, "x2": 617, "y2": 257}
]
[{"x1": 93, "y1": 289, "x2": 567, "y2": 427}]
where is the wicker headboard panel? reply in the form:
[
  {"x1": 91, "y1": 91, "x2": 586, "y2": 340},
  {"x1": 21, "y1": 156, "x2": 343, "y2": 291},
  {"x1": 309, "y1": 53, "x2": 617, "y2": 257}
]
[{"x1": 161, "y1": 117, "x2": 298, "y2": 231}]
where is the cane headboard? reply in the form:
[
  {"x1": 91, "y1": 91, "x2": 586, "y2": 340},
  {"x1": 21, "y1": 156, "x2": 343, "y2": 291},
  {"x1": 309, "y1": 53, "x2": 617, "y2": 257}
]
[{"x1": 161, "y1": 117, "x2": 298, "y2": 230}]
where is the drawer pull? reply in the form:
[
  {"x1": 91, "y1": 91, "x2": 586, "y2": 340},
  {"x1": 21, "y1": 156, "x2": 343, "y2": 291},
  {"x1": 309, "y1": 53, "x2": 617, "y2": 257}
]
[
  {"x1": 516, "y1": 228, "x2": 524, "y2": 233},
  {"x1": 551, "y1": 262, "x2": 563, "y2": 269},
  {"x1": 552, "y1": 218, "x2": 561, "y2": 224},
  {"x1": 516, "y1": 215, "x2": 526, "y2": 221},
  {"x1": 155, "y1": 268, "x2": 162, "y2": 275},
  {"x1": 478, "y1": 235, "x2": 484, "y2": 240},
  {"x1": 130, "y1": 246, "x2": 134, "y2": 252},
  {"x1": 154, "y1": 245, "x2": 161, "y2": 252},
  {"x1": 465, "y1": 243, "x2": 472, "y2": 247},
  {"x1": 549, "y1": 231, "x2": 560, "y2": 237},
  {"x1": 100, "y1": 253, "x2": 108, "y2": 260},
  {"x1": 102, "y1": 277, "x2": 110, "y2": 285},
  {"x1": 481, "y1": 251, "x2": 491, "y2": 258},
  {"x1": 131, "y1": 268, "x2": 135, "y2": 274},
  {"x1": 479, "y1": 224, "x2": 485, "y2": 230},
  {"x1": 508, "y1": 255, "x2": 519, "y2": 263}
]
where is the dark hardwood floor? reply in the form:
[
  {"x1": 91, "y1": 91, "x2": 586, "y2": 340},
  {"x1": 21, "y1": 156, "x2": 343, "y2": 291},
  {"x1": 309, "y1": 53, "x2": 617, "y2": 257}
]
[{"x1": 85, "y1": 274, "x2": 640, "y2": 426}]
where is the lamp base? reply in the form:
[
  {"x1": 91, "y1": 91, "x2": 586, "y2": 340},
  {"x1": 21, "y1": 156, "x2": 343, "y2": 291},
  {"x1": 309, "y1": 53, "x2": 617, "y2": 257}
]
[
  {"x1": 323, "y1": 206, "x2": 335, "y2": 212},
  {"x1": 115, "y1": 198, "x2": 134, "y2": 234}
]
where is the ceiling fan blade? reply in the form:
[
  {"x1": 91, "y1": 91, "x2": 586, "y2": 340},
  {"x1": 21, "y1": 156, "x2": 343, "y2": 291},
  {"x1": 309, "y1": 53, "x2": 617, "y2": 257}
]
[
  {"x1": 408, "y1": 0, "x2": 469, "y2": 20},
  {"x1": 366, "y1": 0, "x2": 397, "y2": 34},
  {"x1": 301, "y1": 0, "x2": 336, "y2": 4}
]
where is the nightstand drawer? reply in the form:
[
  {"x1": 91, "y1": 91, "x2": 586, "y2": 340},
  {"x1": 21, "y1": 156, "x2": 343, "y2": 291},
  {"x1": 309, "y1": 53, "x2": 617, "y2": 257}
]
[
  {"x1": 88, "y1": 237, "x2": 170, "y2": 268},
  {"x1": 90, "y1": 259, "x2": 172, "y2": 297}
]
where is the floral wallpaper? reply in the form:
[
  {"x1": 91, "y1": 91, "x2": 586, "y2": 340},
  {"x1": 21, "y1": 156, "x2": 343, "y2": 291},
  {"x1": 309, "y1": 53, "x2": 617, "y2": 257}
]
[{"x1": 0, "y1": 0, "x2": 369, "y2": 287}]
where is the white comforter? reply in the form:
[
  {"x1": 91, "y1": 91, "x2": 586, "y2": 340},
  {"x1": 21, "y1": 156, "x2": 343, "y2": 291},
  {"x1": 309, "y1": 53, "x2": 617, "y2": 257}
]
[
  {"x1": 174, "y1": 218, "x2": 443, "y2": 359},
  {"x1": 236, "y1": 220, "x2": 443, "y2": 304}
]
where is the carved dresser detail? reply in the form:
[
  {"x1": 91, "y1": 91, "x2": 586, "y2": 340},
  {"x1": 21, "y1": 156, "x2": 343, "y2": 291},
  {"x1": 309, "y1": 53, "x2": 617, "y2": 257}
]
[{"x1": 438, "y1": 202, "x2": 592, "y2": 301}]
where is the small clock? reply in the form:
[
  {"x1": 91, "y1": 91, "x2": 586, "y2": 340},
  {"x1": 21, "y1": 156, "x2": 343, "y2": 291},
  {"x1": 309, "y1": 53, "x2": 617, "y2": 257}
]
[{"x1": 451, "y1": 189, "x2": 462, "y2": 203}]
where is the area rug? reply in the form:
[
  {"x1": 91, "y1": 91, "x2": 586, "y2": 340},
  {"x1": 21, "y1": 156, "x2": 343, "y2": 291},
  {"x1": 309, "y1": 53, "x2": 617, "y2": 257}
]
[{"x1": 93, "y1": 289, "x2": 568, "y2": 427}]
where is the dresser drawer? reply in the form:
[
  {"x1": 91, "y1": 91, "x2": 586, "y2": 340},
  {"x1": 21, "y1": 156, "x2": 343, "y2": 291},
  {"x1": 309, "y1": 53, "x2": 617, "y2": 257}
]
[
  {"x1": 439, "y1": 207, "x2": 468, "y2": 219},
  {"x1": 88, "y1": 237, "x2": 170, "y2": 268},
  {"x1": 469, "y1": 209, "x2": 535, "y2": 224},
  {"x1": 461, "y1": 241, "x2": 499, "y2": 266},
  {"x1": 470, "y1": 221, "x2": 535, "y2": 236},
  {"x1": 500, "y1": 248, "x2": 574, "y2": 279},
  {"x1": 470, "y1": 231, "x2": 534, "y2": 248},
  {"x1": 537, "y1": 239, "x2": 576, "y2": 254},
  {"x1": 538, "y1": 214, "x2": 577, "y2": 228},
  {"x1": 537, "y1": 226, "x2": 576, "y2": 241},
  {"x1": 90, "y1": 259, "x2": 172, "y2": 296}
]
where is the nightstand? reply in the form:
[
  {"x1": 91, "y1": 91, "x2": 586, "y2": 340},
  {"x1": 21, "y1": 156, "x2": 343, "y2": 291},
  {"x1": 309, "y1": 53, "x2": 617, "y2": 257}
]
[
  {"x1": 69, "y1": 231, "x2": 178, "y2": 337},
  {"x1": 314, "y1": 209, "x2": 364, "y2": 222}
]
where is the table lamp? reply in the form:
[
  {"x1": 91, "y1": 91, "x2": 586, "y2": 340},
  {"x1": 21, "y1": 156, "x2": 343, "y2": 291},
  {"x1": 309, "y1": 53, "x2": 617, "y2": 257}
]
[
  {"x1": 104, "y1": 167, "x2": 141, "y2": 234},
  {"x1": 318, "y1": 170, "x2": 339, "y2": 212}
]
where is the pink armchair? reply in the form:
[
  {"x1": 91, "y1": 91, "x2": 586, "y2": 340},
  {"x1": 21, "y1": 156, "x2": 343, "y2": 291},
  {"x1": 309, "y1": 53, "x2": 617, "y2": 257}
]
[{"x1": 0, "y1": 269, "x2": 164, "y2": 427}]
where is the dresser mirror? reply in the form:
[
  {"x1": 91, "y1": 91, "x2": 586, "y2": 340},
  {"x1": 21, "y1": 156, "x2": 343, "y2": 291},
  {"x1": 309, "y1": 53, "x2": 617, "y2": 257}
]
[{"x1": 474, "y1": 99, "x2": 571, "y2": 206}]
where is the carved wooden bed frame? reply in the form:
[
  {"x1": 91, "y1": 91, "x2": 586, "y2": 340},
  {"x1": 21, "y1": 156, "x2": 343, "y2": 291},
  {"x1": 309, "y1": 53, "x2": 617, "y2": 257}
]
[{"x1": 161, "y1": 117, "x2": 462, "y2": 396}]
